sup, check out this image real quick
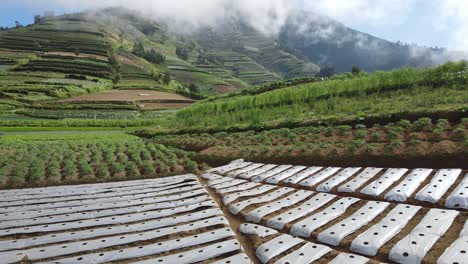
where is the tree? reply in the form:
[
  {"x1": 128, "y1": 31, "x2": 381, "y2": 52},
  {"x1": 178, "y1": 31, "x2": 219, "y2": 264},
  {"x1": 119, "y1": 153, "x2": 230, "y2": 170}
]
[
  {"x1": 74, "y1": 49, "x2": 80, "y2": 56},
  {"x1": 351, "y1": 65, "x2": 362, "y2": 75},
  {"x1": 188, "y1": 83, "x2": 200, "y2": 94},
  {"x1": 162, "y1": 72, "x2": 171, "y2": 84},
  {"x1": 232, "y1": 66, "x2": 240, "y2": 77},
  {"x1": 132, "y1": 42, "x2": 146, "y2": 57},
  {"x1": 34, "y1": 15, "x2": 42, "y2": 24},
  {"x1": 146, "y1": 49, "x2": 165, "y2": 64},
  {"x1": 15, "y1": 21, "x2": 23, "y2": 29},
  {"x1": 317, "y1": 66, "x2": 335, "y2": 78},
  {"x1": 176, "y1": 46, "x2": 189, "y2": 60}
]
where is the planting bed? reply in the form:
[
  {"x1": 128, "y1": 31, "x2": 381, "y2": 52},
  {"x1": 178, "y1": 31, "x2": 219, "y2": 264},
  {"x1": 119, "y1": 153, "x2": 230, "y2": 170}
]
[
  {"x1": 0, "y1": 174, "x2": 249, "y2": 264},
  {"x1": 1, "y1": 159, "x2": 467, "y2": 264},
  {"x1": 204, "y1": 160, "x2": 468, "y2": 263}
]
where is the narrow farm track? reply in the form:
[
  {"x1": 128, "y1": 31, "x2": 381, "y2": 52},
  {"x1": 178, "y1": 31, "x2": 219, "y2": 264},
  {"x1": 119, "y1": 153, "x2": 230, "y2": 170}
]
[{"x1": 205, "y1": 160, "x2": 468, "y2": 264}]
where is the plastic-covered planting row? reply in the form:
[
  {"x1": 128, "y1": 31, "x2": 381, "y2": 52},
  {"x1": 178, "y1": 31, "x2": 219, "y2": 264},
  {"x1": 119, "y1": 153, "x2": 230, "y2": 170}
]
[
  {"x1": 0, "y1": 180, "x2": 202, "y2": 207},
  {"x1": 0, "y1": 174, "x2": 251, "y2": 264},
  {"x1": 0, "y1": 175, "x2": 197, "y2": 202},
  {"x1": 0, "y1": 183, "x2": 202, "y2": 214},
  {"x1": 0, "y1": 183, "x2": 205, "y2": 220},
  {"x1": 0, "y1": 216, "x2": 230, "y2": 263},
  {"x1": 0, "y1": 174, "x2": 196, "y2": 198},
  {"x1": 0, "y1": 200, "x2": 218, "y2": 236},
  {"x1": 240, "y1": 223, "x2": 370, "y2": 264},
  {"x1": 0, "y1": 192, "x2": 211, "y2": 229},
  {"x1": 0, "y1": 208, "x2": 222, "y2": 252},
  {"x1": 205, "y1": 175, "x2": 467, "y2": 264},
  {"x1": 34, "y1": 228, "x2": 237, "y2": 264},
  {"x1": 212, "y1": 160, "x2": 465, "y2": 209}
]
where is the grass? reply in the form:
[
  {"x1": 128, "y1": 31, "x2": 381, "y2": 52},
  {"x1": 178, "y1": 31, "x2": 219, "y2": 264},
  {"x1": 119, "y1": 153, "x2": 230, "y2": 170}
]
[{"x1": 141, "y1": 61, "x2": 468, "y2": 134}]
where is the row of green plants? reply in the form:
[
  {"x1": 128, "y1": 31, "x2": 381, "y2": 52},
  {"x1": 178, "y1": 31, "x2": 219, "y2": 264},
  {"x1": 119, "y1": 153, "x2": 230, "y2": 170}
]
[
  {"x1": 160, "y1": 62, "x2": 467, "y2": 132},
  {"x1": 0, "y1": 117, "x2": 164, "y2": 127},
  {"x1": 0, "y1": 138, "x2": 200, "y2": 188},
  {"x1": 153, "y1": 118, "x2": 468, "y2": 151}
]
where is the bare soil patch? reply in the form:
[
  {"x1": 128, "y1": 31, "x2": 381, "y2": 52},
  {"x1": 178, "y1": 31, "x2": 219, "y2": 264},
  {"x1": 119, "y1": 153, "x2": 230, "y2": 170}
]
[{"x1": 57, "y1": 89, "x2": 195, "y2": 109}]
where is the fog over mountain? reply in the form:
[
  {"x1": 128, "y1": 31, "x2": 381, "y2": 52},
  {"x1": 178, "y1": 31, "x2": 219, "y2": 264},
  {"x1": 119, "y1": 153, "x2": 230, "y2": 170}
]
[{"x1": 22, "y1": 0, "x2": 468, "y2": 72}]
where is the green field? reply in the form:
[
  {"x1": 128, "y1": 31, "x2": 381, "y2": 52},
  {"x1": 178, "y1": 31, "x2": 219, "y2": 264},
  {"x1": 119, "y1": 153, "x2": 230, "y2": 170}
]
[
  {"x1": 140, "y1": 61, "x2": 468, "y2": 134},
  {"x1": 0, "y1": 132, "x2": 200, "y2": 189}
]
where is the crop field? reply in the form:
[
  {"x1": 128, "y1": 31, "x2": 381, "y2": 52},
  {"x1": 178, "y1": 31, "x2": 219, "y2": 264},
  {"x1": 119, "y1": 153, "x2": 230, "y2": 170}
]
[
  {"x1": 0, "y1": 8, "x2": 467, "y2": 264},
  {"x1": 148, "y1": 117, "x2": 468, "y2": 168},
  {"x1": 202, "y1": 160, "x2": 468, "y2": 263},
  {"x1": 153, "y1": 61, "x2": 468, "y2": 132},
  {"x1": 57, "y1": 89, "x2": 195, "y2": 111},
  {"x1": 0, "y1": 174, "x2": 249, "y2": 263},
  {"x1": 0, "y1": 134, "x2": 199, "y2": 189},
  {"x1": 3, "y1": 159, "x2": 466, "y2": 264}
]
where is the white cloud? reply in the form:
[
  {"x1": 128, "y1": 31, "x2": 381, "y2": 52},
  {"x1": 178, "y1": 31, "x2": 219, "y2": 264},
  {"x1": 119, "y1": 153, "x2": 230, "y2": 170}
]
[
  {"x1": 434, "y1": 0, "x2": 468, "y2": 51},
  {"x1": 306, "y1": 0, "x2": 416, "y2": 26}
]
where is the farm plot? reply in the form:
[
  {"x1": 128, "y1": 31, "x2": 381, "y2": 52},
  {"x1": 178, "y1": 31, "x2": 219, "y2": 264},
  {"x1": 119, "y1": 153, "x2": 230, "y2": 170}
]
[
  {"x1": 56, "y1": 89, "x2": 195, "y2": 110},
  {"x1": 0, "y1": 175, "x2": 249, "y2": 264},
  {"x1": 213, "y1": 160, "x2": 466, "y2": 210},
  {"x1": 205, "y1": 161, "x2": 468, "y2": 263}
]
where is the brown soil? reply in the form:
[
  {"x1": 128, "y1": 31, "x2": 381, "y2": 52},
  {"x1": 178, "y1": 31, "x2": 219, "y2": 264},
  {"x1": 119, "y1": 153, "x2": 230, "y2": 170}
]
[
  {"x1": 196, "y1": 175, "x2": 261, "y2": 264},
  {"x1": 45, "y1": 51, "x2": 108, "y2": 61},
  {"x1": 116, "y1": 55, "x2": 143, "y2": 68},
  {"x1": 196, "y1": 144, "x2": 468, "y2": 170},
  {"x1": 57, "y1": 89, "x2": 195, "y2": 106}
]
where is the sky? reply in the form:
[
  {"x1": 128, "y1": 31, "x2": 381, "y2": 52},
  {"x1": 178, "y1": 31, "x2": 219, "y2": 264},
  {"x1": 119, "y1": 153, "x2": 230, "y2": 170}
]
[{"x1": 0, "y1": 0, "x2": 466, "y2": 51}]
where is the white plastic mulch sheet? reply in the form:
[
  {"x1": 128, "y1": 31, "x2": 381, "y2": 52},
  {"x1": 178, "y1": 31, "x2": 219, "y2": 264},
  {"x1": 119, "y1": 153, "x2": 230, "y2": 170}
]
[
  {"x1": 207, "y1": 159, "x2": 252, "y2": 174},
  {"x1": 238, "y1": 164, "x2": 278, "y2": 180},
  {"x1": 389, "y1": 208, "x2": 459, "y2": 264},
  {"x1": 229, "y1": 187, "x2": 294, "y2": 215},
  {"x1": 318, "y1": 201, "x2": 390, "y2": 246},
  {"x1": 384, "y1": 168, "x2": 433, "y2": 202},
  {"x1": 337, "y1": 167, "x2": 383, "y2": 193},
  {"x1": 415, "y1": 169, "x2": 462, "y2": 204},
  {"x1": 239, "y1": 223, "x2": 278, "y2": 237},
  {"x1": 360, "y1": 168, "x2": 408, "y2": 197},
  {"x1": 250, "y1": 165, "x2": 294, "y2": 182},
  {"x1": 35, "y1": 228, "x2": 235, "y2": 264},
  {"x1": 298, "y1": 167, "x2": 341, "y2": 187},
  {"x1": 222, "y1": 184, "x2": 276, "y2": 204},
  {"x1": 290, "y1": 197, "x2": 360, "y2": 238},
  {"x1": 329, "y1": 253, "x2": 370, "y2": 264},
  {"x1": 445, "y1": 173, "x2": 468, "y2": 209},
  {"x1": 316, "y1": 167, "x2": 362, "y2": 192},
  {"x1": 437, "y1": 219, "x2": 468, "y2": 264},
  {"x1": 0, "y1": 216, "x2": 229, "y2": 263},
  {"x1": 256, "y1": 234, "x2": 303, "y2": 263},
  {"x1": 0, "y1": 208, "x2": 222, "y2": 252},
  {"x1": 207, "y1": 176, "x2": 235, "y2": 187},
  {"x1": 0, "y1": 174, "x2": 250, "y2": 264},
  {"x1": 227, "y1": 163, "x2": 265, "y2": 178},
  {"x1": 282, "y1": 166, "x2": 323, "y2": 184},
  {"x1": 275, "y1": 242, "x2": 332, "y2": 264},
  {"x1": 264, "y1": 166, "x2": 307, "y2": 184},
  {"x1": 266, "y1": 193, "x2": 336, "y2": 230},
  {"x1": 211, "y1": 253, "x2": 252, "y2": 264},
  {"x1": 216, "y1": 181, "x2": 260, "y2": 195},
  {"x1": 209, "y1": 178, "x2": 247, "y2": 190},
  {"x1": 245, "y1": 190, "x2": 313, "y2": 223},
  {"x1": 132, "y1": 240, "x2": 243, "y2": 264},
  {"x1": 350, "y1": 204, "x2": 421, "y2": 256},
  {"x1": 201, "y1": 172, "x2": 224, "y2": 181}
]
